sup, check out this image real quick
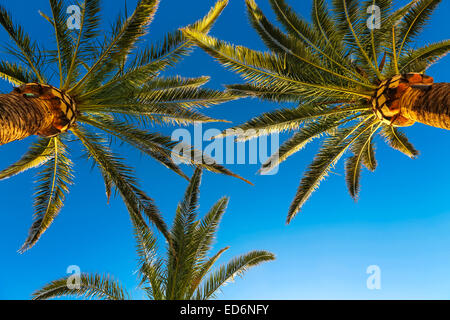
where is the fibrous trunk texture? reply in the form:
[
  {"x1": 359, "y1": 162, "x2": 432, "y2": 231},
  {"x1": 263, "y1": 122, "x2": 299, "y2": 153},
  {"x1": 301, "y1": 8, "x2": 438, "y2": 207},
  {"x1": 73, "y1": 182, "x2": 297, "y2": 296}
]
[
  {"x1": 400, "y1": 83, "x2": 450, "y2": 130},
  {"x1": 0, "y1": 93, "x2": 53, "y2": 145}
]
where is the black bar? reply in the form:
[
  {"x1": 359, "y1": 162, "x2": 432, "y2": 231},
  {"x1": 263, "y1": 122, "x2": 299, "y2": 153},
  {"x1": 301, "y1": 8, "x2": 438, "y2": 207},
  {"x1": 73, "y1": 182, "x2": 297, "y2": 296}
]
[{"x1": 1, "y1": 300, "x2": 449, "y2": 318}]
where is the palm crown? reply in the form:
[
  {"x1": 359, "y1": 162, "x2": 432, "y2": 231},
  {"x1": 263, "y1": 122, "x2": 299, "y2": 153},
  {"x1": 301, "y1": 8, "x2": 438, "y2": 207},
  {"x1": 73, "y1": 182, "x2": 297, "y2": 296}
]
[
  {"x1": 0, "y1": 0, "x2": 247, "y2": 252},
  {"x1": 32, "y1": 169, "x2": 275, "y2": 300},
  {"x1": 184, "y1": 0, "x2": 450, "y2": 222}
]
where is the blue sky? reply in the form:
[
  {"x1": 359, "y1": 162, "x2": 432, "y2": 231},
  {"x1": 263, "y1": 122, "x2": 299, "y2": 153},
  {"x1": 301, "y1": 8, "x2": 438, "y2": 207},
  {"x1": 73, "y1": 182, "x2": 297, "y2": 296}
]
[{"x1": 0, "y1": 0, "x2": 449, "y2": 300}]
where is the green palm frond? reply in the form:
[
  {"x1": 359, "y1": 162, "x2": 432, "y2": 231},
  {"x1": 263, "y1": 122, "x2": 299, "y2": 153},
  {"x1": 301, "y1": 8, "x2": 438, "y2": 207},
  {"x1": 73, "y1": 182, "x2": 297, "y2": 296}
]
[
  {"x1": 78, "y1": 115, "x2": 189, "y2": 180},
  {"x1": 184, "y1": 29, "x2": 372, "y2": 101},
  {"x1": 215, "y1": 103, "x2": 369, "y2": 141},
  {"x1": 70, "y1": 0, "x2": 159, "y2": 94},
  {"x1": 0, "y1": 5, "x2": 46, "y2": 82},
  {"x1": 71, "y1": 126, "x2": 170, "y2": 240},
  {"x1": 269, "y1": 0, "x2": 365, "y2": 80},
  {"x1": 130, "y1": 204, "x2": 166, "y2": 300},
  {"x1": 345, "y1": 122, "x2": 381, "y2": 199},
  {"x1": 187, "y1": 197, "x2": 229, "y2": 297},
  {"x1": 334, "y1": 0, "x2": 383, "y2": 79},
  {"x1": 141, "y1": 76, "x2": 211, "y2": 90},
  {"x1": 39, "y1": 0, "x2": 74, "y2": 86},
  {"x1": 0, "y1": 61, "x2": 36, "y2": 86},
  {"x1": 259, "y1": 111, "x2": 371, "y2": 173},
  {"x1": 246, "y1": 0, "x2": 372, "y2": 90},
  {"x1": 63, "y1": 0, "x2": 101, "y2": 89},
  {"x1": 195, "y1": 250, "x2": 275, "y2": 300},
  {"x1": 398, "y1": 39, "x2": 450, "y2": 73},
  {"x1": 397, "y1": 0, "x2": 442, "y2": 57},
  {"x1": 288, "y1": 116, "x2": 377, "y2": 221},
  {"x1": 312, "y1": 0, "x2": 346, "y2": 58},
  {"x1": 360, "y1": 0, "x2": 392, "y2": 71},
  {"x1": 192, "y1": 197, "x2": 229, "y2": 263},
  {"x1": 380, "y1": 124, "x2": 419, "y2": 158},
  {"x1": 32, "y1": 273, "x2": 129, "y2": 300},
  {"x1": 188, "y1": 246, "x2": 229, "y2": 299},
  {"x1": 0, "y1": 137, "x2": 53, "y2": 180},
  {"x1": 166, "y1": 168, "x2": 202, "y2": 300},
  {"x1": 20, "y1": 137, "x2": 74, "y2": 252},
  {"x1": 171, "y1": 143, "x2": 253, "y2": 185}
]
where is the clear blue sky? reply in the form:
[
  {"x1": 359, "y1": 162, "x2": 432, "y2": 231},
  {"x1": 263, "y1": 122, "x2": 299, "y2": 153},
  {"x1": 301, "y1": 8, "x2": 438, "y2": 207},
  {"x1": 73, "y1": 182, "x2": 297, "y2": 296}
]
[{"x1": 0, "y1": 0, "x2": 449, "y2": 300}]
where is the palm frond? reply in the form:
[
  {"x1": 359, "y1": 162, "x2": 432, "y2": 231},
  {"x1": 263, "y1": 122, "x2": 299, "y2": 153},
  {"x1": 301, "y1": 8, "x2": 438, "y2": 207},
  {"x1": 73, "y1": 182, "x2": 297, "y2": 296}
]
[
  {"x1": 63, "y1": 0, "x2": 101, "y2": 89},
  {"x1": 170, "y1": 142, "x2": 253, "y2": 185},
  {"x1": 195, "y1": 250, "x2": 275, "y2": 300},
  {"x1": 360, "y1": 0, "x2": 392, "y2": 72},
  {"x1": 71, "y1": 126, "x2": 170, "y2": 240},
  {"x1": 20, "y1": 137, "x2": 73, "y2": 252},
  {"x1": 183, "y1": 30, "x2": 372, "y2": 101},
  {"x1": 397, "y1": 0, "x2": 442, "y2": 57},
  {"x1": 259, "y1": 111, "x2": 371, "y2": 173},
  {"x1": 0, "y1": 137, "x2": 53, "y2": 180},
  {"x1": 39, "y1": 0, "x2": 74, "y2": 86},
  {"x1": 398, "y1": 39, "x2": 450, "y2": 73},
  {"x1": 246, "y1": 0, "x2": 371, "y2": 89},
  {"x1": 187, "y1": 197, "x2": 229, "y2": 298},
  {"x1": 85, "y1": 0, "x2": 229, "y2": 98},
  {"x1": 269, "y1": 0, "x2": 359, "y2": 79},
  {"x1": 69, "y1": 0, "x2": 159, "y2": 94},
  {"x1": 215, "y1": 104, "x2": 369, "y2": 141},
  {"x1": 0, "y1": 61, "x2": 36, "y2": 86},
  {"x1": 312, "y1": 0, "x2": 346, "y2": 61},
  {"x1": 188, "y1": 246, "x2": 229, "y2": 299},
  {"x1": 32, "y1": 273, "x2": 129, "y2": 300},
  {"x1": 345, "y1": 122, "x2": 381, "y2": 199},
  {"x1": 79, "y1": 115, "x2": 189, "y2": 180},
  {"x1": 130, "y1": 205, "x2": 166, "y2": 300},
  {"x1": 0, "y1": 5, "x2": 45, "y2": 82},
  {"x1": 333, "y1": 0, "x2": 382, "y2": 79},
  {"x1": 380, "y1": 124, "x2": 419, "y2": 158},
  {"x1": 166, "y1": 168, "x2": 202, "y2": 300},
  {"x1": 287, "y1": 116, "x2": 376, "y2": 222}
]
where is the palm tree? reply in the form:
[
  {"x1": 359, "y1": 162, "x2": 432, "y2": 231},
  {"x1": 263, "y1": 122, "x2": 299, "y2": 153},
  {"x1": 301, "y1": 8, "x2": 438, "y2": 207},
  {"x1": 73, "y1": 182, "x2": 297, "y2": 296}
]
[
  {"x1": 0, "y1": 0, "x2": 248, "y2": 252},
  {"x1": 184, "y1": 0, "x2": 450, "y2": 222},
  {"x1": 32, "y1": 169, "x2": 275, "y2": 300}
]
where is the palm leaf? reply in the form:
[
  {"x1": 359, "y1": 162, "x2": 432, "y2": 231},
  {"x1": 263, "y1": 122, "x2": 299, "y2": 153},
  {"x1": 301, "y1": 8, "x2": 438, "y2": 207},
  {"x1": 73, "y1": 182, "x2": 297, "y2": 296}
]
[
  {"x1": 215, "y1": 104, "x2": 369, "y2": 141},
  {"x1": 79, "y1": 115, "x2": 189, "y2": 180},
  {"x1": 70, "y1": 0, "x2": 159, "y2": 94},
  {"x1": 71, "y1": 126, "x2": 170, "y2": 240},
  {"x1": 63, "y1": 0, "x2": 101, "y2": 89},
  {"x1": 195, "y1": 250, "x2": 275, "y2": 300},
  {"x1": 32, "y1": 273, "x2": 129, "y2": 300},
  {"x1": 166, "y1": 168, "x2": 202, "y2": 300},
  {"x1": 183, "y1": 29, "x2": 372, "y2": 101},
  {"x1": 345, "y1": 122, "x2": 381, "y2": 199},
  {"x1": 0, "y1": 61, "x2": 36, "y2": 86},
  {"x1": 397, "y1": 0, "x2": 442, "y2": 57},
  {"x1": 288, "y1": 116, "x2": 376, "y2": 222},
  {"x1": 398, "y1": 39, "x2": 450, "y2": 73},
  {"x1": 259, "y1": 111, "x2": 371, "y2": 174},
  {"x1": 39, "y1": 0, "x2": 74, "y2": 86},
  {"x1": 380, "y1": 124, "x2": 419, "y2": 158},
  {"x1": 0, "y1": 137, "x2": 53, "y2": 180},
  {"x1": 20, "y1": 137, "x2": 73, "y2": 252},
  {"x1": 0, "y1": 5, "x2": 45, "y2": 81}
]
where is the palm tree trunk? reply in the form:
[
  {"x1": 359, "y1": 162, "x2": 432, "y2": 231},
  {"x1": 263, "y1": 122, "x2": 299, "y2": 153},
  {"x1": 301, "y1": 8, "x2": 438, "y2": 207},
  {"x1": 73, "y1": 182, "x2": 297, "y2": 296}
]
[
  {"x1": 400, "y1": 83, "x2": 450, "y2": 130},
  {"x1": 0, "y1": 93, "x2": 53, "y2": 145}
]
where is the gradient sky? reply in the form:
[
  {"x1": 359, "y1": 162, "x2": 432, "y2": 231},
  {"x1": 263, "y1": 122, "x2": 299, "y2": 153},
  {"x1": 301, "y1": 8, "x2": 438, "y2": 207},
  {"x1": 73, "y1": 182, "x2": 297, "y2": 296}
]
[{"x1": 0, "y1": 0, "x2": 449, "y2": 300}]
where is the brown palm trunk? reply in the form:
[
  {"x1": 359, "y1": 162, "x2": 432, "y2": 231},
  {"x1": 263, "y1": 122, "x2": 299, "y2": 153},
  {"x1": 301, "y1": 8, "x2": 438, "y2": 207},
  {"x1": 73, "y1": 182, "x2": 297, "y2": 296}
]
[
  {"x1": 0, "y1": 93, "x2": 54, "y2": 145},
  {"x1": 400, "y1": 83, "x2": 450, "y2": 130}
]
